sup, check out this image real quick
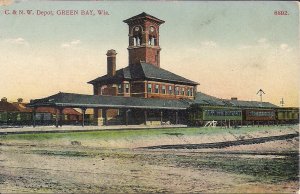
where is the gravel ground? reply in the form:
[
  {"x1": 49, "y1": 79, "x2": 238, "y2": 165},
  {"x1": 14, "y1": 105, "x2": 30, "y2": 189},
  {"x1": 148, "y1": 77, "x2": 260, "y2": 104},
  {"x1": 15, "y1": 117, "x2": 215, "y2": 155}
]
[{"x1": 0, "y1": 126, "x2": 299, "y2": 193}]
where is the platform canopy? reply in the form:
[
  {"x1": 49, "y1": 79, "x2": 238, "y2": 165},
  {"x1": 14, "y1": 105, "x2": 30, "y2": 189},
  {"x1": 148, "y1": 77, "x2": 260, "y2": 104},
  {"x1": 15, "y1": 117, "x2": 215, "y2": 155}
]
[{"x1": 27, "y1": 92, "x2": 190, "y2": 110}]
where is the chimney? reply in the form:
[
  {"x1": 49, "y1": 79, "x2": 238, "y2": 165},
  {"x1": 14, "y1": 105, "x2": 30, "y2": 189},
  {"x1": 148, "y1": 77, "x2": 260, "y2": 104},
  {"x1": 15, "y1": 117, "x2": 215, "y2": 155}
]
[
  {"x1": 17, "y1": 98, "x2": 23, "y2": 103},
  {"x1": 106, "y1": 49, "x2": 117, "y2": 77},
  {"x1": 231, "y1": 97, "x2": 238, "y2": 100},
  {"x1": 1, "y1": 97, "x2": 7, "y2": 102}
]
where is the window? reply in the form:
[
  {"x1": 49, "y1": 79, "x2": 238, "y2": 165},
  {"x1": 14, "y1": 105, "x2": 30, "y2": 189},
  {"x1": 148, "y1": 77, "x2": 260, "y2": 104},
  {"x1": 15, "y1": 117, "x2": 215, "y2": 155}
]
[
  {"x1": 181, "y1": 88, "x2": 185, "y2": 96},
  {"x1": 175, "y1": 87, "x2": 179, "y2": 95},
  {"x1": 118, "y1": 84, "x2": 122, "y2": 93},
  {"x1": 149, "y1": 36, "x2": 155, "y2": 46},
  {"x1": 147, "y1": 83, "x2": 152, "y2": 93},
  {"x1": 162, "y1": 85, "x2": 166, "y2": 94},
  {"x1": 155, "y1": 84, "x2": 159, "y2": 93},
  {"x1": 125, "y1": 83, "x2": 130, "y2": 93},
  {"x1": 134, "y1": 36, "x2": 141, "y2": 46},
  {"x1": 187, "y1": 88, "x2": 191, "y2": 96},
  {"x1": 168, "y1": 86, "x2": 173, "y2": 94}
]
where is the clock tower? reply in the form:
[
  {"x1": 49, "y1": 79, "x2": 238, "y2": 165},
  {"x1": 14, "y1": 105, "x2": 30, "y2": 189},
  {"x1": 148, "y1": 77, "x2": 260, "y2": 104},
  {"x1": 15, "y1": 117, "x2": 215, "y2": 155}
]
[{"x1": 123, "y1": 12, "x2": 165, "y2": 68}]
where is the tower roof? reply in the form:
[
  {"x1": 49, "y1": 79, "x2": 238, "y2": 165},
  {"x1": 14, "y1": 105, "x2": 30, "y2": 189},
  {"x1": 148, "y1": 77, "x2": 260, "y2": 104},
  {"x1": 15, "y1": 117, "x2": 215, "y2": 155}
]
[{"x1": 123, "y1": 12, "x2": 165, "y2": 24}]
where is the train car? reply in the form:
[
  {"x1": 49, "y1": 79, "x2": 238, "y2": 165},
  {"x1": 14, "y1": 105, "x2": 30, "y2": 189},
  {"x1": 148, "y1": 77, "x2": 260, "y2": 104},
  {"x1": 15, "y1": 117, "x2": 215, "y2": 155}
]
[
  {"x1": 276, "y1": 107, "x2": 299, "y2": 124},
  {"x1": 243, "y1": 108, "x2": 276, "y2": 125},
  {"x1": 0, "y1": 112, "x2": 8, "y2": 125},
  {"x1": 0, "y1": 112, "x2": 32, "y2": 126},
  {"x1": 188, "y1": 105, "x2": 242, "y2": 126},
  {"x1": 15, "y1": 112, "x2": 32, "y2": 125},
  {"x1": 35, "y1": 112, "x2": 53, "y2": 125}
]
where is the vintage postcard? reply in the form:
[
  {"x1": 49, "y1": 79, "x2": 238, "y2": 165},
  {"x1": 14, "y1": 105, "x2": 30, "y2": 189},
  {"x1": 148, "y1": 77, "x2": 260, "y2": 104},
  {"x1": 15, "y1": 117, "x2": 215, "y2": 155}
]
[{"x1": 0, "y1": 1, "x2": 299, "y2": 193}]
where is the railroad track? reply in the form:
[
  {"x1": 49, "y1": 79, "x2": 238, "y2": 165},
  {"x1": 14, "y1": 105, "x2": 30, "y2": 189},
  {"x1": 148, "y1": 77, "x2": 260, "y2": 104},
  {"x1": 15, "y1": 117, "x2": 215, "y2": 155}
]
[{"x1": 143, "y1": 132, "x2": 299, "y2": 150}]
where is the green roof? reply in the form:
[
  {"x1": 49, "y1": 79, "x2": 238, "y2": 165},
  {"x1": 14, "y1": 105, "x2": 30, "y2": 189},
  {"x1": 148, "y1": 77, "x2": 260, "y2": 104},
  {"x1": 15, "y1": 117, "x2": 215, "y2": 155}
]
[
  {"x1": 223, "y1": 99, "x2": 279, "y2": 108},
  {"x1": 194, "y1": 92, "x2": 278, "y2": 108},
  {"x1": 28, "y1": 92, "x2": 189, "y2": 110},
  {"x1": 27, "y1": 91, "x2": 279, "y2": 111},
  {"x1": 194, "y1": 92, "x2": 226, "y2": 106}
]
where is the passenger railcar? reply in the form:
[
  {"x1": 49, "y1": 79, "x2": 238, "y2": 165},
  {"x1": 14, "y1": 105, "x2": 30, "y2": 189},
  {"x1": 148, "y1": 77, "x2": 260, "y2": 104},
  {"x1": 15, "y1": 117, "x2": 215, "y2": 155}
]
[
  {"x1": 276, "y1": 107, "x2": 299, "y2": 124},
  {"x1": 242, "y1": 109, "x2": 276, "y2": 125},
  {"x1": 187, "y1": 105, "x2": 242, "y2": 126}
]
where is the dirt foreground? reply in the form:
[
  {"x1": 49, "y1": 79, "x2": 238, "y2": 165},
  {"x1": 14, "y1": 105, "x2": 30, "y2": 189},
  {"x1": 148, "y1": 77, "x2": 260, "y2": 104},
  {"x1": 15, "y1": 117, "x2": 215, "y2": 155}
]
[{"x1": 0, "y1": 125, "x2": 299, "y2": 193}]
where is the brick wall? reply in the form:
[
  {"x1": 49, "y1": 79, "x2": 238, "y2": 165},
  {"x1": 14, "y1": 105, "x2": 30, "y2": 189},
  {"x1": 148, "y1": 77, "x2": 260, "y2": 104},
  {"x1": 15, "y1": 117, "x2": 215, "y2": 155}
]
[
  {"x1": 131, "y1": 81, "x2": 146, "y2": 98},
  {"x1": 145, "y1": 81, "x2": 195, "y2": 100}
]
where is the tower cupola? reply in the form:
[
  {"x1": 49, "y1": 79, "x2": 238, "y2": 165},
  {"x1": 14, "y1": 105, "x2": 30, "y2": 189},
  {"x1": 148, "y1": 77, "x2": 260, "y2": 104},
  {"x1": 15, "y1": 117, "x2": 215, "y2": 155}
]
[{"x1": 123, "y1": 12, "x2": 165, "y2": 68}]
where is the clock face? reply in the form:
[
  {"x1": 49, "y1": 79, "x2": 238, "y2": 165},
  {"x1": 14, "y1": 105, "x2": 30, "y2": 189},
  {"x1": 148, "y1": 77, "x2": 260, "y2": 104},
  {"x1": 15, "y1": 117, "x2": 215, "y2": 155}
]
[
  {"x1": 135, "y1": 27, "x2": 139, "y2": 31},
  {"x1": 150, "y1": 26, "x2": 154, "y2": 32}
]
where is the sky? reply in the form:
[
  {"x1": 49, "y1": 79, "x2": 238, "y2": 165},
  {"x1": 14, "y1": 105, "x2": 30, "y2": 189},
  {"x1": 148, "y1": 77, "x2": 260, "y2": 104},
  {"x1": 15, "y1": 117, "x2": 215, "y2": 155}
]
[{"x1": 0, "y1": 1, "x2": 299, "y2": 107}]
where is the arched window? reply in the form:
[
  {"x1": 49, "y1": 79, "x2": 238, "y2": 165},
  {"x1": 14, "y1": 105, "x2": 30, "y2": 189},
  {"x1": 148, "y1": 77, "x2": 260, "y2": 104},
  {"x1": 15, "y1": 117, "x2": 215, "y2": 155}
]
[
  {"x1": 148, "y1": 35, "x2": 156, "y2": 46},
  {"x1": 132, "y1": 26, "x2": 143, "y2": 46},
  {"x1": 133, "y1": 36, "x2": 142, "y2": 46}
]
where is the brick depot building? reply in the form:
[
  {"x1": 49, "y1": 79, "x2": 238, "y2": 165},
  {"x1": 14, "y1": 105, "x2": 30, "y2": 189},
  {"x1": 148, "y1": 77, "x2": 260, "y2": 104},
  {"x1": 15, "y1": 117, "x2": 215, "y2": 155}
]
[
  {"x1": 28, "y1": 12, "x2": 198, "y2": 127},
  {"x1": 28, "y1": 12, "x2": 279, "y2": 128},
  {"x1": 88, "y1": 12, "x2": 198, "y2": 100}
]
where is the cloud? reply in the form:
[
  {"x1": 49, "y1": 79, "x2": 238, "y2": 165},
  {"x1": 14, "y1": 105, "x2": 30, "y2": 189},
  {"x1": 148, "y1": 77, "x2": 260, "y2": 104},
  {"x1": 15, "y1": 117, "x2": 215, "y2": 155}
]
[
  {"x1": 61, "y1": 39, "x2": 81, "y2": 48},
  {"x1": 201, "y1": 40, "x2": 218, "y2": 48},
  {"x1": 5, "y1": 37, "x2": 28, "y2": 45},
  {"x1": 257, "y1": 38, "x2": 267, "y2": 44},
  {"x1": 238, "y1": 45, "x2": 252, "y2": 50},
  {"x1": 280, "y1": 43, "x2": 288, "y2": 50},
  {"x1": 238, "y1": 38, "x2": 270, "y2": 50},
  {"x1": 279, "y1": 43, "x2": 293, "y2": 52}
]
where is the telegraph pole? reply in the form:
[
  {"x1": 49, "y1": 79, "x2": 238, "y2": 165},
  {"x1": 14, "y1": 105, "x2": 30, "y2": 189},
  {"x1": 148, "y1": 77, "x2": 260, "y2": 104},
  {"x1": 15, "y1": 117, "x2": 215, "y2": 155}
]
[
  {"x1": 280, "y1": 98, "x2": 284, "y2": 107},
  {"x1": 256, "y1": 89, "x2": 265, "y2": 105}
]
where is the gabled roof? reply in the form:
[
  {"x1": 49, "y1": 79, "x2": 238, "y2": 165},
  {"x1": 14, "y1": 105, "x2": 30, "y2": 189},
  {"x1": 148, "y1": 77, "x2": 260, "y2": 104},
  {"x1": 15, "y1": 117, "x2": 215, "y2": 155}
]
[
  {"x1": 12, "y1": 102, "x2": 32, "y2": 112},
  {"x1": 223, "y1": 99, "x2": 278, "y2": 108},
  {"x1": 194, "y1": 92, "x2": 226, "y2": 106},
  {"x1": 88, "y1": 63, "x2": 199, "y2": 85},
  {"x1": 194, "y1": 92, "x2": 278, "y2": 108},
  {"x1": 123, "y1": 12, "x2": 165, "y2": 24},
  {"x1": 27, "y1": 92, "x2": 190, "y2": 110},
  {"x1": 0, "y1": 101, "x2": 19, "y2": 112},
  {"x1": 11, "y1": 102, "x2": 81, "y2": 115},
  {"x1": 140, "y1": 63, "x2": 198, "y2": 85},
  {"x1": 88, "y1": 66, "x2": 132, "y2": 84}
]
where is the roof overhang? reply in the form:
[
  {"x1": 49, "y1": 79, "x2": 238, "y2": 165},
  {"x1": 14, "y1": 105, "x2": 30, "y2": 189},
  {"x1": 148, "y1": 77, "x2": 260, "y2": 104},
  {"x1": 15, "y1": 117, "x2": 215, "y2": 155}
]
[{"x1": 27, "y1": 92, "x2": 189, "y2": 110}]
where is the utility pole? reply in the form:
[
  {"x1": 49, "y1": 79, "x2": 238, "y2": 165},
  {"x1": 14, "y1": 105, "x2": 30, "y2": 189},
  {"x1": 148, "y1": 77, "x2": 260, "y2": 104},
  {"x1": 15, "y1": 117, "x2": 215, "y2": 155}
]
[
  {"x1": 280, "y1": 98, "x2": 284, "y2": 107},
  {"x1": 256, "y1": 89, "x2": 265, "y2": 105}
]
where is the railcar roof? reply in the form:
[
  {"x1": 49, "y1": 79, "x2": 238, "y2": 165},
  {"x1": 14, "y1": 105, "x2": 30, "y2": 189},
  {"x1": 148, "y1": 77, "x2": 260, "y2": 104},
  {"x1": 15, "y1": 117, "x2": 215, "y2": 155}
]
[{"x1": 194, "y1": 92, "x2": 278, "y2": 108}]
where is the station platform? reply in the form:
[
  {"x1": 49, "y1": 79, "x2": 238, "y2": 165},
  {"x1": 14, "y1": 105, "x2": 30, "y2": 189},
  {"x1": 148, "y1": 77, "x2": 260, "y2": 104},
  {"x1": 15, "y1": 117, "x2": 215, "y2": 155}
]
[{"x1": 0, "y1": 124, "x2": 187, "y2": 135}]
